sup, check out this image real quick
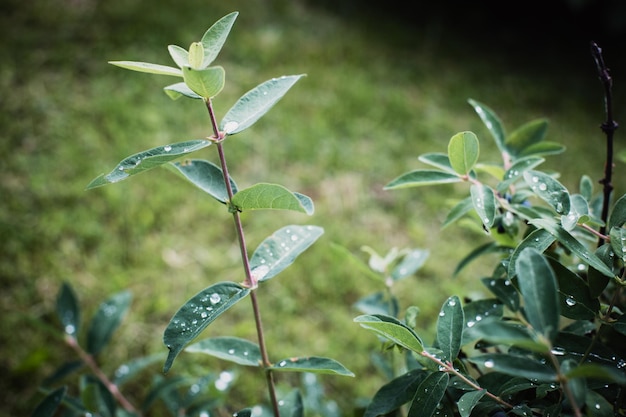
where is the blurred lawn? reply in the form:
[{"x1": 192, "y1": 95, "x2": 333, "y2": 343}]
[{"x1": 2, "y1": 0, "x2": 626, "y2": 415}]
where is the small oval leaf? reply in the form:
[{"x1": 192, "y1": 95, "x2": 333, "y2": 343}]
[
  {"x1": 232, "y1": 183, "x2": 313, "y2": 214},
  {"x1": 354, "y1": 314, "x2": 423, "y2": 353},
  {"x1": 166, "y1": 159, "x2": 237, "y2": 203},
  {"x1": 609, "y1": 194, "x2": 626, "y2": 230},
  {"x1": 186, "y1": 336, "x2": 262, "y2": 367},
  {"x1": 182, "y1": 66, "x2": 225, "y2": 99},
  {"x1": 448, "y1": 131, "x2": 479, "y2": 175},
  {"x1": 436, "y1": 296, "x2": 464, "y2": 362},
  {"x1": 56, "y1": 282, "x2": 80, "y2": 337},
  {"x1": 167, "y1": 45, "x2": 188, "y2": 68},
  {"x1": 523, "y1": 170, "x2": 570, "y2": 214},
  {"x1": 384, "y1": 170, "x2": 461, "y2": 189},
  {"x1": 271, "y1": 356, "x2": 354, "y2": 376},
  {"x1": 470, "y1": 184, "x2": 497, "y2": 228},
  {"x1": 86, "y1": 291, "x2": 132, "y2": 355},
  {"x1": 468, "y1": 99, "x2": 506, "y2": 153}
]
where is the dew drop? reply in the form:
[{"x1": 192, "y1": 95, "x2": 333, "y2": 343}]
[
  {"x1": 484, "y1": 359, "x2": 495, "y2": 368},
  {"x1": 64, "y1": 324, "x2": 76, "y2": 335},
  {"x1": 228, "y1": 349, "x2": 235, "y2": 354},
  {"x1": 439, "y1": 311, "x2": 445, "y2": 317},
  {"x1": 532, "y1": 176, "x2": 539, "y2": 183},
  {"x1": 565, "y1": 297, "x2": 577, "y2": 307},
  {"x1": 279, "y1": 360, "x2": 287, "y2": 367},
  {"x1": 448, "y1": 299, "x2": 457, "y2": 307},
  {"x1": 164, "y1": 145, "x2": 172, "y2": 152},
  {"x1": 115, "y1": 364, "x2": 130, "y2": 378},
  {"x1": 467, "y1": 320, "x2": 476, "y2": 328},
  {"x1": 539, "y1": 183, "x2": 547, "y2": 191},
  {"x1": 118, "y1": 166, "x2": 125, "y2": 171},
  {"x1": 290, "y1": 234, "x2": 298, "y2": 241},
  {"x1": 209, "y1": 293, "x2": 221, "y2": 304},
  {"x1": 200, "y1": 312, "x2": 208, "y2": 318}
]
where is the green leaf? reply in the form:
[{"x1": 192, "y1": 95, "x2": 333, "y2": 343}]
[
  {"x1": 384, "y1": 169, "x2": 461, "y2": 189},
  {"x1": 163, "y1": 282, "x2": 250, "y2": 373},
  {"x1": 408, "y1": 372, "x2": 449, "y2": 417},
  {"x1": 505, "y1": 118, "x2": 548, "y2": 157},
  {"x1": 442, "y1": 197, "x2": 473, "y2": 229},
  {"x1": 497, "y1": 156, "x2": 545, "y2": 193},
  {"x1": 470, "y1": 183, "x2": 497, "y2": 228},
  {"x1": 461, "y1": 299, "x2": 504, "y2": 345},
  {"x1": 391, "y1": 249, "x2": 429, "y2": 280},
  {"x1": 188, "y1": 42, "x2": 204, "y2": 69},
  {"x1": 507, "y1": 228, "x2": 555, "y2": 278},
  {"x1": 481, "y1": 277, "x2": 520, "y2": 312},
  {"x1": 354, "y1": 314, "x2": 424, "y2": 353},
  {"x1": 364, "y1": 371, "x2": 426, "y2": 417},
  {"x1": 561, "y1": 194, "x2": 589, "y2": 231},
  {"x1": 468, "y1": 99, "x2": 506, "y2": 153},
  {"x1": 464, "y1": 319, "x2": 549, "y2": 353},
  {"x1": 86, "y1": 139, "x2": 212, "y2": 189},
  {"x1": 584, "y1": 390, "x2": 614, "y2": 417},
  {"x1": 448, "y1": 131, "x2": 479, "y2": 175},
  {"x1": 113, "y1": 353, "x2": 167, "y2": 387},
  {"x1": 80, "y1": 375, "x2": 116, "y2": 417},
  {"x1": 436, "y1": 296, "x2": 464, "y2": 362},
  {"x1": 167, "y1": 45, "x2": 188, "y2": 68},
  {"x1": 56, "y1": 282, "x2": 80, "y2": 337},
  {"x1": 454, "y1": 242, "x2": 512, "y2": 276},
  {"x1": 200, "y1": 11, "x2": 238, "y2": 68},
  {"x1": 613, "y1": 314, "x2": 626, "y2": 337},
  {"x1": 249, "y1": 225, "x2": 324, "y2": 282},
  {"x1": 86, "y1": 291, "x2": 132, "y2": 355},
  {"x1": 457, "y1": 389, "x2": 486, "y2": 417},
  {"x1": 610, "y1": 226, "x2": 626, "y2": 262},
  {"x1": 271, "y1": 356, "x2": 354, "y2": 376},
  {"x1": 523, "y1": 170, "x2": 570, "y2": 214},
  {"x1": 109, "y1": 61, "x2": 183, "y2": 77},
  {"x1": 580, "y1": 175, "x2": 594, "y2": 201},
  {"x1": 418, "y1": 153, "x2": 456, "y2": 174},
  {"x1": 564, "y1": 363, "x2": 626, "y2": 385},
  {"x1": 182, "y1": 65, "x2": 225, "y2": 99},
  {"x1": 166, "y1": 159, "x2": 237, "y2": 204},
  {"x1": 231, "y1": 183, "x2": 313, "y2": 214},
  {"x1": 609, "y1": 194, "x2": 626, "y2": 230},
  {"x1": 515, "y1": 248, "x2": 559, "y2": 343},
  {"x1": 529, "y1": 218, "x2": 616, "y2": 278},
  {"x1": 469, "y1": 353, "x2": 557, "y2": 382},
  {"x1": 220, "y1": 74, "x2": 305, "y2": 135},
  {"x1": 163, "y1": 82, "x2": 203, "y2": 100},
  {"x1": 588, "y1": 244, "x2": 614, "y2": 297},
  {"x1": 31, "y1": 386, "x2": 67, "y2": 417},
  {"x1": 548, "y1": 258, "x2": 599, "y2": 320},
  {"x1": 185, "y1": 336, "x2": 261, "y2": 367},
  {"x1": 278, "y1": 390, "x2": 303, "y2": 417},
  {"x1": 518, "y1": 141, "x2": 565, "y2": 158}
]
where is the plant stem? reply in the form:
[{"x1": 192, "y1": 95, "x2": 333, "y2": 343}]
[
  {"x1": 204, "y1": 99, "x2": 281, "y2": 417},
  {"x1": 591, "y1": 42, "x2": 618, "y2": 247}
]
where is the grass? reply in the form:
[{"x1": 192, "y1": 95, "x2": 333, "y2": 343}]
[{"x1": 2, "y1": 0, "x2": 625, "y2": 415}]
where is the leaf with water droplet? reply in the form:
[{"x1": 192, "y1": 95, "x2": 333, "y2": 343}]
[
  {"x1": 249, "y1": 225, "x2": 323, "y2": 283},
  {"x1": 468, "y1": 353, "x2": 557, "y2": 381},
  {"x1": 200, "y1": 12, "x2": 238, "y2": 68},
  {"x1": 461, "y1": 299, "x2": 503, "y2": 345},
  {"x1": 609, "y1": 194, "x2": 626, "y2": 230},
  {"x1": 407, "y1": 372, "x2": 449, "y2": 417},
  {"x1": 163, "y1": 282, "x2": 250, "y2": 373},
  {"x1": 523, "y1": 170, "x2": 570, "y2": 215},
  {"x1": 166, "y1": 159, "x2": 237, "y2": 204},
  {"x1": 182, "y1": 65, "x2": 225, "y2": 99},
  {"x1": 270, "y1": 356, "x2": 354, "y2": 376},
  {"x1": 391, "y1": 249, "x2": 429, "y2": 281},
  {"x1": 354, "y1": 314, "x2": 423, "y2": 353},
  {"x1": 384, "y1": 169, "x2": 462, "y2": 189},
  {"x1": 220, "y1": 74, "x2": 305, "y2": 135},
  {"x1": 86, "y1": 291, "x2": 132, "y2": 355},
  {"x1": 448, "y1": 131, "x2": 479, "y2": 175},
  {"x1": 56, "y1": 282, "x2": 80, "y2": 338},
  {"x1": 507, "y1": 228, "x2": 555, "y2": 279},
  {"x1": 113, "y1": 353, "x2": 167, "y2": 387},
  {"x1": 231, "y1": 183, "x2": 313, "y2": 214},
  {"x1": 497, "y1": 156, "x2": 545, "y2": 193},
  {"x1": 87, "y1": 139, "x2": 212, "y2": 189},
  {"x1": 610, "y1": 226, "x2": 626, "y2": 262},
  {"x1": 464, "y1": 319, "x2": 548, "y2": 353},
  {"x1": 470, "y1": 183, "x2": 497, "y2": 228},
  {"x1": 80, "y1": 374, "x2": 116, "y2": 416},
  {"x1": 457, "y1": 389, "x2": 486, "y2": 417},
  {"x1": 547, "y1": 257, "x2": 599, "y2": 320},
  {"x1": 436, "y1": 296, "x2": 464, "y2": 362},
  {"x1": 468, "y1": 99, "x2": 506, "y2": 153},
  {"x1": 31, "y1": 385, "x2": 67, "y2": 417},
  {"x1": 363, "y1": 371, "x2": 427, "y2": 417},
  {"x1": 481, "y1": 277, "x2": 520, "y2": 312},
  {"x1": 185, "y1": 336, "x2": 261, "y2": 367}
]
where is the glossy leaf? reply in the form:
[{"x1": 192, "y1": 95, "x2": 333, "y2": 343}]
[
  {"x1": 163, "y1": 82, "x2": 203, "y2": 100},
  {"x1": 182, "y1": 65, "x2": 225, "y2": 98},
  {"x1": 166, "y1": 159, "x2": 237, "y2": 203},
  {"x1": 278, "y1": 389, "x2": 304, "y2": 417},
  {"x1": 167, "y1": 45, "x2": 188, "y2": 68},
  {"x1": 448, "y1": 131, "x2": 479, "y2": 175},
  {"x1": 468, "y1": 99, "x2": 505, "y2": 153},
  {"x1": 86, "y1": 291, "x2": 132, "y2": 355},
  {"x1": 461, "y1": 299, "x2": 504, "y2": 345},
  {"x1": 505, "y1": 118, "x2": 548, "y2": 156},
  {"x1": 561, "y1": 194, "x2": 589, "y2": 231},
  {"x1": 436, "y1": 296, "x2": 464, "y2": 362},
  {"x1": 56, "y1": 282, "x2": 80, "y2": 337},
  {"x1": 507, "y1": 228, "x2": 555, "y2": 278},
  {"x1": 609, "y1": 194, "x2": 626, "y2": 230},
  {"x1": 391, "y1": 249, "x2": 429, "y2": 280},
  {"x1": 457, "y1": 389, "x2": 486, "y2": 417},
  {"x1": 113, "y1": 353, "x2": 167, "y2": 387},
  {"x1": 163, "y1": 282, "x2": 250, "y2": 373},
  {"x1": 497, "y1": 156, "x2": 545, "y2": 193},
  {"x1": 200, "y1": 11, "x2": 238, "y2": 68},
  {"x1": 87, "y1": 139, "x2": 212, "y2": 189},
  {"x1": 580, "y1": 174, "x2": 594, "y2": 201},
  {"x1": 464, "y1": 320, "x2": 548, "y2": 353},
  {"x1": 548, "y1": 258, "x2": 599, "y2": 320},
  {"x1": 469, "y1": 353, "x2": 557, "y2": 382},
  {"x1": 481, "y1": 277, "x2": 520, "y2": 312},
  {"x1": 515, "y1": 248, "x2": 559, "y2": 343},
  {"x1": 354, "y1": 314, "x2": 423, "y2": 353},
  {"x1": 231, "y1": 183, "x2": 313, "y2": 214},
  {"x1": 584, "y1": 390, "x2": 613, "y2": 417},
  {"x1": 564, "y1": 363, "x2": 626, "y2": 385},
  {"x1": 249, "y1": 225, "x2": 323, "y2": 282},
  {"x1": 610, "y1": 226, "x2": 626, "y2": 262},
  {"x1": 442, "y1": 196, "x2": 473, "y2": 229},
  {"x1": 470, "y1": 183, "x2": 497, "y2": 228},
  {"x1": 408, "y1": 372, "x2": 449, "y2": 417},
  {"x1": 530, "y1": 218, "x2": 615, "y2": 278},
  {"x1": 523, "y1": 170, "x2": 570, "y2": 214},
  {"x1": 518, "y1": 141, "x2": 565, "y2": 158},
  {"x1": 109, "y1": 61, "x2": 183, "y2": 77},
  {"x1": 418, "y1": 152, "x2": 455, "y2": 173},
  {"x1": 587, "y1": 244, "x2": 614, "y2": 297},
  {"x1": 364, "y1": 371, "x2": 426, "y2": 417},
  {"x1": 31, "y1": 386, "x2": 67, "y2": 417},
  {"x1": 185, "y1": 336, "x2": 261, "y2": 367},
  {"x1": 220, "y1": 74, "x2": 304, "y2": 135},
  {"x1": 384, "y1": 169, "x2": 461, "y2": 189},
  {"x1": 271, "y1": 356, "x2": 354, "y2": 376}
]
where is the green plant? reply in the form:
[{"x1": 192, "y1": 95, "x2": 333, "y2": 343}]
[
  {"x1": 352, "y1": 43, "x2": 626, "y2": 416},
  {"x1": 32, "y1": 12, "x2": 352, "y2": 417}
]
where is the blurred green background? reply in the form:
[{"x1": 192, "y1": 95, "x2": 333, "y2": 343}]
[{"x1": 3, "y1": 0, "x2": 626, "y2": 415}]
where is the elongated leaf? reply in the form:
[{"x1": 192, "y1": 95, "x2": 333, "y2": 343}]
[
  {"x1": 523, "y1": 170, "x2": 570, "y2": 214},
  {"x1": 109, "y1": 61, "x2": 183, "y2": 77},
  {"x1": 468, "y1": 99, "x2": 505, "y2": 153},
  {"x1": 32, "y1": 386, "x2": 67, "y2": 417},
  {"x1": 470, "y1": 183, "x2": 497, "y2": 228},
  {"x1": 448, "y1": 131, "x2": 479, "y2": 175},
  {"x1": 220, "y1": 75, "x2": 304, "y2": 135},
  {"x1": 113, "y1": 353, "x2": 167, "y2": 387},
  {"x1": 86, "y1": 291, "x2": 132, "y2": 355},
  {"x1": 278, "y1": 389, "x2": 304, "y2": 417},
  {"x1": 507, "y1": 228, "x2": 555, "y2": 278},
  {"x1": 469, "y1": 353, "x2": 557, "y2": 382},
  {"x1": 354, "y1": 314, "x2": 423, "y2": 353},
  {"x1": 166, "y1": 159, "x2": 237, "y2": 203},
  {"x1": 505, "y1": 118, "x2": 548, "y2": 156},
  {"x1": 391, "y1": 249, "x2": 429, "y2": 280},
  {"x1": 497, "y1": 156, "x2": 545, "y2": 193},
  {"x1": 87, "y1": 139, "x2": 212, "y2": 189},
  {"x1": 200, "y1": 12, "x2": 238, "y2": 68},
  {"x1": 384, "y1": 169, "x2": 461, "y2": 189},
  {"x1": 457, "y1": 390, "x2": 486, "y2": 417},
  {"x1": 56, "y1": 282, "x2": 80, "y2": 337},
  {"x1": 163, "y1": 82, "x2": 203, "y2": 100},
  {"x1": 271, "y1": 356, "x2": 354, "y2": 376},
  {"x1": 518, "y1": 141, "x2": 565, "y2": 158},
  {"x1": 609, "y1": 194, "x2": 626, "y2": 230},
  {"x1": 454, "y1": 242, "x2": 512, "y2": 276},
  {"x1": 481, "y1": 277, "x2": 520, "y2": 312},
  {"x1": 564, "y1": 362, "x2": 626, "y2": 385},
  {"x1": 80, "y1": 375, "x2": 116, "y2": 417},
  {"x1": 418, "y1": 152, "x2": 455, "y2": 173},
  {"x1": 142, "y1": 376, "x2": 188, "y2": 411},
  {"x1": 249, "y1": 225, "x2": 324, "y2": 282},
  {"x1": 163, "y1": 282, "x2": 250, "y2": 373},
  {"x1": 548, "y1": 258, "x2": 599, "y2": 320},
  {"x1": 167, "y1": 45, "x2": 188, "y2": 68},
  {"x1": 182, "y1": 66, "x2": 225, "y2": 98},
  {"x1": 442, "y1": 196, "x2": 473, "y2": 229},
  {"x1": 588, "y1": 244, "x2": 614, "y2": 297},
  {"x1": 436, "y1": 296, "x2": 464, "y2": 362},
  {"x1": 408, "y1": 372, "x2": 449, "y2": 417},
  {"x1": 185, "y1": 336, "x2": 261, "y2": 367},
  {"x1": 515, "y1": 248, "x2": 559, "y2": 343},
  {"x1": 364, "y1": 371, "x2": 426, "y2": 417},
  {"x1": 610, "y1": 226, "x2": 626, "y2": 262},
  {"x1": 464, "y1": 319, "x2": 548, "y2": 352},
  {"x1": 231, "y1": 183, "x2": 313, "y2": 214},
  {"x1": 530, "y1": 218, "x2": 616, "y2": 278}
]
